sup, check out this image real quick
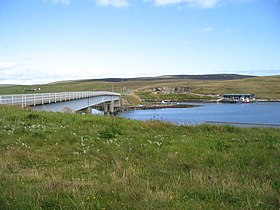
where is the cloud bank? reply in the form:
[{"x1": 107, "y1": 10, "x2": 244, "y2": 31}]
[
  {"x1": 0, "y1": 62, "x2": 19, "y2": 71},
  {"x1": 44, "y1": 0, "x2": 70, "y2": 5},
  {"x1": 43, "y1": 0, "x2": 256, "y2": 9},
  {"x1": 150, "y1": 0, "x2": 221, "y2": 8},
  {"x1": 96, "y1": 0, "x2": 128, "y2": 8}
]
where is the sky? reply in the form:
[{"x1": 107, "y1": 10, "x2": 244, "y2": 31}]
[{"x1": 0, "y1": 0, "x2": 280, "y2": 84}]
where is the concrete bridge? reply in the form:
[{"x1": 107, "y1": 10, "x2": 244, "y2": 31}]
[{"x1": 0, "y1": 91, "x2": 121, "y2": 114}]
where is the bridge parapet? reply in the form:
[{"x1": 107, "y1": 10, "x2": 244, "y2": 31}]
[{"x1": 0, "y1": 91, "x2": 120, "y2": 108}]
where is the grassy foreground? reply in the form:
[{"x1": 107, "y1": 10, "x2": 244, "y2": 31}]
[{"x1": 0, "y1": 106, "x2": 280, "y2": 209}]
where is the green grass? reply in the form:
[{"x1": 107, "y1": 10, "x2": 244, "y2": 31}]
[
  {"x1": 122, "y1": 94, "x2": 141, "y2": 106},
  {"x1": 138, "y1": 91, "x2": 213, "y2": 101},
  {"x1": 0, "y1": 105, "x2": 279, "y2": 209}
]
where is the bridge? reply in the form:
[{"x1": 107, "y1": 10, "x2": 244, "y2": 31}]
[{"x1": 0, "y1": 91, "x2": 121, "y2": 114}]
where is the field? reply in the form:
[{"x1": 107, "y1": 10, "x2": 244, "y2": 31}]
[
  {"x1": 0, "y1": 106, "x2": 279, "y2": 209},
  {"x1": 137, "y1": 91, "x2": 213, "y2": 102},
  {"x1": 1, "y1": 75, "x2": 280, "y2": 100}
]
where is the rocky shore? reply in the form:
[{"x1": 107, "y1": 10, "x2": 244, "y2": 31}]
[{"x1": 118, "y1": 104, "x2": 199, "y2": 112}]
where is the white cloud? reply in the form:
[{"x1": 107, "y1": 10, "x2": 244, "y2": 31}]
[
  {"x1": 151, "y1": 0, "x2": 256, "y2": 9},
  {"x1": 222, "y1": 69, "x2": 280, "y2": 76},
  {"x1": 202, "y1": 26, "x2": 213, "y2": 32},
  {"x1": 0, "y1": 66, "x2": 79, "y2": 85},
  {"x1": 0, "y1": 62, "x2": 19, "y2": 71},
  {"x1": 43, "y1": 0, "x2": 70, "y2": 5},
  {"x1": 0, "y1": 61, "x2": 55, "y2": 84},
  {"x1": 96, "y1": 0, "x2": 128, "y2": 8},
  {"x1": 153, "y1": 0, "x2": 222, "y2": 8},
  {"x1": 195, "y1": 26, "x2": 214, "y2": 32}
]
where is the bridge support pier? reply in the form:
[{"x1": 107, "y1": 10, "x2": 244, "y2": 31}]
[
  {"x1": 115, "y1": 100, "x2": 121, "y2": 108},
  {"x1": 103, "y1": 102, "x2": 109, "y2": 115},
  {"x1": 109, "y1": 100, "x2": 114, "y2": 114},
  {"x1": 103, "y1": 100, "x2": 118, "y2": 115}
]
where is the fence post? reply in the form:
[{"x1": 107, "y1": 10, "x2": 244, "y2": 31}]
[{"x1": 21, "y1": 95, "x2": 24, "y2": 107}]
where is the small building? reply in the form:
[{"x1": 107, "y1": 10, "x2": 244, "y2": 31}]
[
  {"x1": 24, "y1": 87, "x2": 41, "y2": 92},
  {"x1": 223, "y1": 94, "x2": 256, "y2": 103}
]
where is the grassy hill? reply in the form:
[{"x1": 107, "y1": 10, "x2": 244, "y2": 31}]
[
  {"x1": 72, "y1": 74, "x2": 254, "y2": 82},
  {"x1": 0, "y1": 106, "x2": 279, "y2": 209},
  {"x1": 0, "y1": 75, "x2": 279, "y2": 100}
]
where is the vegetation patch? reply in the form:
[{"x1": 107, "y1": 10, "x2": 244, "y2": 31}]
[
  {"x1": 138, "y1": 91, "x2": 212, "y2": 102},
  {"x1": 0, "y1": 105, "x2": 279, "y2": 209},
  {"x1": 1, "y1": 75, "x2": 280, "y2": 99}
]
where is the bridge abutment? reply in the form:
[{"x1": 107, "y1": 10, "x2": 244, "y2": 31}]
[
  {"x1": 84, "y1": 107, "x2": 93, "y2": 114},
  {"x1": 103, "y1": 102, "x2": 109, "y2": 114}
]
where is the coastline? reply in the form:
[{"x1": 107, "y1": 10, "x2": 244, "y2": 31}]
[
  {"x1": 139, "y1": 98, "x2": 280, "y2": 104},
  {"x1": 117, "y1": 99, "x2": 280, "y2": 113},
  {"x1": 118, "y1": 104, "x2": 199, "y2": 112}
]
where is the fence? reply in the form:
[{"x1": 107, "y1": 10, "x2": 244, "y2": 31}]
[{"x1": 0, "y1": 91, "x2": 120, "y2": 108}]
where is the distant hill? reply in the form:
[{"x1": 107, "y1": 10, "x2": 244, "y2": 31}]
[
  {"x1": 75, "y1": 74, "x2": 255, "y2": 83},
  {"x1": 0, "y1": 84, "x2": 15, "y2": 87},
  {"x1": 2, "y1": 74, "x2": 280, "y2": 99}
]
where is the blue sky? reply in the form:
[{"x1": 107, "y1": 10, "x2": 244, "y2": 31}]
[{"x1": 0, "y1": 0, "x2": 280, "y2": 84}]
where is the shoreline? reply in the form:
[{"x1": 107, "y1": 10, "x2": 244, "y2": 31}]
[
  {"x1": 118, "y1": 104, "x2": 199, "y2": 112},
  {"x1": 116, "y1": 100, "x2": 280, "y2": 113},
  {"x1": 139, "y1": 98, "x2": 280, "y2": 104}
]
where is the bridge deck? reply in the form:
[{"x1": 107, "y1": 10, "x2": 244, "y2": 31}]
[{"x1": 0, "y1": 91, "x2": 120, "y2": 107}]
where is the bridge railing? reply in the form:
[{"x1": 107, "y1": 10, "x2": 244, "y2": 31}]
[{"x1": 0, "y1": 91, "x2": 120, "y2": 107}]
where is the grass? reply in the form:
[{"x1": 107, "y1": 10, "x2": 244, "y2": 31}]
[
  {"x1": 138, "y1": 91, "x2": 213, "y2": 101},
  {"x1": 121, "y1": 94, "x2": 141, "y2": 106},
  {"x1": 0, "y1": 105, "x2": 279, "y2": 209},
  {"x1": 1, "y1": 75, "x2": 280, "y2": 99}
]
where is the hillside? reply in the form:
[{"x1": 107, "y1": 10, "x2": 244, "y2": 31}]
[
  {"x1": 0, "y1": 75, "x2": 279, "y2": 99},
  {"x1": 73, "y1": 74, "x2": 254, "y2": 83},
  {"x1": 0, "y1": 106, "x2": 279, "y2": 209}
]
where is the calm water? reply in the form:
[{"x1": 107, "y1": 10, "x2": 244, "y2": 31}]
[{"x1": 117, "y1": 102, "x2": 280, "y2": 126}]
